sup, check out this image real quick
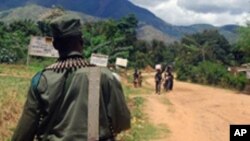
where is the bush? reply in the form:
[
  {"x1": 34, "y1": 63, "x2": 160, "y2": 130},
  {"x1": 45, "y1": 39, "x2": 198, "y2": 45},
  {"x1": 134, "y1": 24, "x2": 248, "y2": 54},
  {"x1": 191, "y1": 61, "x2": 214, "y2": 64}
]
[
  {"x1": 193, "y1": 62, "x2": 227, "y2": 85},
  {"x1": 0, "y1": 20, "x2": 40, "y2": 64},
  {"x1": 222, "y1": 73, "x2": 247, "y2": 90},
  {"x1": 175, "y1": 62, "x2": 191, "y2": 81},
  {"x1": 176, "y1": 61, "x2": 248, "y2": 90},
  {"x1": 0, "y1": 47, "x2": 19, "y2": 63}
]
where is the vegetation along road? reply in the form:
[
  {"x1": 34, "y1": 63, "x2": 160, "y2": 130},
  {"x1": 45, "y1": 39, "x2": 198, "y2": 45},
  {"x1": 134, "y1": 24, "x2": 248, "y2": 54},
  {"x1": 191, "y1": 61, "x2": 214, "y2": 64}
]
[{"x1": 143, "y1": 74, "x2": 250, "y2": 141}]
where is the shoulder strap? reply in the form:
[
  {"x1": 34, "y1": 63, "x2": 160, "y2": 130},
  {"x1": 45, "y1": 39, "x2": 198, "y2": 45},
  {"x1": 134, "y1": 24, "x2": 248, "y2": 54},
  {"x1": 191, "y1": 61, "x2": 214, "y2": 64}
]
[{"x1": 87, "y1": 67, "x2": 101, "y2": 141}]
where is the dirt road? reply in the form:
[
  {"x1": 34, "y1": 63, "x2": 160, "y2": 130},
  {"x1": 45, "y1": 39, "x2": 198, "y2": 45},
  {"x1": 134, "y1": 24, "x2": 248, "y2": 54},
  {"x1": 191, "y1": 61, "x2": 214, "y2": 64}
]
[{"x1": 143, "y1": 77, "x2": 250, "y2": 141}]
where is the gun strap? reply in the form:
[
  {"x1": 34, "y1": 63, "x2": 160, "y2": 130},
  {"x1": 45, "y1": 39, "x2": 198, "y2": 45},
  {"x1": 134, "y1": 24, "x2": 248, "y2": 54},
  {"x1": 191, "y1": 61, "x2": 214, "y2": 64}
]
[{"x1": 87, "y1": 67, "x2": 101, "y2": 141}]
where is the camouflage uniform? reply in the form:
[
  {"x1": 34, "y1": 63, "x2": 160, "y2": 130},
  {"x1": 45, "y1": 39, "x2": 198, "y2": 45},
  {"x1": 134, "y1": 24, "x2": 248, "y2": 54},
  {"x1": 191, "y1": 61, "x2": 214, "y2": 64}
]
[{"x1": 12, "y1": 17, "x2": 130, "y2": 141}]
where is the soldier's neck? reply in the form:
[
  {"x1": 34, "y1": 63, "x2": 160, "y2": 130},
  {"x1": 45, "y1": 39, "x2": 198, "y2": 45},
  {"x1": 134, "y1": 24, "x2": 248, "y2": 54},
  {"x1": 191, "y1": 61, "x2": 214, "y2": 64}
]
[{"x1": 59, "y1": 51, "x2": 83, "y2": 60}]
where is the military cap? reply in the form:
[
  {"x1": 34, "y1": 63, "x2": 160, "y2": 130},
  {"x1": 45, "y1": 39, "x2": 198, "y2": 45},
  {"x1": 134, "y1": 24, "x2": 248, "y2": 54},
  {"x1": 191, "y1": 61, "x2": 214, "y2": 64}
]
[{"x1": 50, "y1": 14, "x2": 82, "y2": 39}]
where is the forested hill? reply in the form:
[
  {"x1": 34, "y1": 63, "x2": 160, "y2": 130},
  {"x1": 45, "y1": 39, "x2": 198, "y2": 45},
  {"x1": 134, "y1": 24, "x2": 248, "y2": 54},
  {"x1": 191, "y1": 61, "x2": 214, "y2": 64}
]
[
  {"x1": 0, "y1": 0, "x2": 174, "y2": 35},
  {"x1": 0, "y1": 0, "x2": 239, "y2": 43}
]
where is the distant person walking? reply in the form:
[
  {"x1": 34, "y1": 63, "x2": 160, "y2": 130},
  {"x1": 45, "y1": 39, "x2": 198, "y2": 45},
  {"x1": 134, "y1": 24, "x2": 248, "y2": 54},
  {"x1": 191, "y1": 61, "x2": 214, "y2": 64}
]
[
  {"x1": 155, "y1": 69, "x2": 162, "y2": 94},
  {"x1": 164, "y1": 71, "x2": 174, "y2": 91},
  {"x1": 133, "y1": 69, "x2": 139, "y2": 87},
  {"x1": 164, "y1": 65, "x2": 174, "y2": 91}
]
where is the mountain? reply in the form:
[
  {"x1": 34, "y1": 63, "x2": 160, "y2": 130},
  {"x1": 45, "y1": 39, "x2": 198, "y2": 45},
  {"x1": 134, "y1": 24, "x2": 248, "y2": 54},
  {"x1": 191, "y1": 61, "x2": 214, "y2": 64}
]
[
  {"x1": 218, "y1": 25, "x2": 239, "y2": 43},
  {"x1": 171, "y1": 23, "x2": 239, "y2": 43},
  {"x1": 0, "y1": 4, "x2": 176, "y2": 43},
  {"x1": 0, "y1": 0, "x2": 177, "y2": 36},
  {"x1": 0, "y1": 4, "x2": 49, "y2": 22},
  {"x1": 0, "y1": 0, "x2": 239, "y2": 43},
  {"x1": 0, "y1": 5, "x2": 99, "y2": 23},
  {"x1": 137, "y1": 23, "x2": 176, "y2": 44}
]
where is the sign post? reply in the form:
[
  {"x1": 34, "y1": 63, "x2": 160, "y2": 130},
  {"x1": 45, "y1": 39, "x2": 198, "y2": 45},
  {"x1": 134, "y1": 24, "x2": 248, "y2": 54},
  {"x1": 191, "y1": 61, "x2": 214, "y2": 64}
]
[
  {"x1": 115, "y1": 57, "x2": 128, "y2": 76},
  {"x1": 27, "y1": 36, "x2": 59, "y2": 65},
  {"x1": 90, "y1": 53, "x2": 109, "y2": 67},
  {"x1": 115, "y1": 57, "x2": 128, "y2": 68}
]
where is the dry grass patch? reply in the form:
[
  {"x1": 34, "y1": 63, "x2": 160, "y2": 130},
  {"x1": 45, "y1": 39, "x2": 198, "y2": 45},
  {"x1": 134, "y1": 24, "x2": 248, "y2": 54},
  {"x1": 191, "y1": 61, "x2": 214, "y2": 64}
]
[{"x1": 0, "y1": 64, "x2": 40, "y2": 141}]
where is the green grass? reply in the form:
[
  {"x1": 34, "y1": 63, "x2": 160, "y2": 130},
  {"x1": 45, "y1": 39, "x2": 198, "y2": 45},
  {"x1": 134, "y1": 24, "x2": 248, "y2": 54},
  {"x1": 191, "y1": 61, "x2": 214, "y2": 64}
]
[
  {"x1": 0, "y1": 64, "x2": 43, "y2": 141},
  {"x1": 118, "y1": 96, "x2": 161, "y2": 141},
  {"x1": 118, "y1": 96, "x2": 170, "y2": 141},
  {"x1": 119, "y1": 73, "x2": 171, "y2": 141},
  {"x1": 0, "y1": 76, "x2": 29, "y2": 141},
  {"x1": 0, "y1": 64, "x2": 42, "y2": 78},
  {"x1": 123, "y1": 83, "x2": 154, "y2": 96},
  {"x1": 120, "y1": 83, "x2": 169, "y2": 141},
  {"x1": 0, "y1": 76, "x2": 29, "y2": 101}
]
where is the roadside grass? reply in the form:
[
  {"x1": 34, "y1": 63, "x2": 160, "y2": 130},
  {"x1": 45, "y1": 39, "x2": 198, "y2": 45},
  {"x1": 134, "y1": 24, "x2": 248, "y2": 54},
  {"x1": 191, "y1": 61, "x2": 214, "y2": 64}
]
[
  {"x1": 0, "y1": 64, "x2": 41, "y2": 78},
  {"x1": 117, "y1": 96, "x2": 161, "y2": 141},
  {"x1": 0, "y1": 76, "x2": 29, "y2": 141},
  {"x1": 123, "y1": 85, "x2": 154, "y2": 96},
  {"x1": 123, "y1": 74, "x2": 154, "y2": 96},
  {"x1": 0, "y1": 64, "x2": 42, "y2": 141},
  {"x1": 119, "y1": 72, "x2": 170, "y2": 141},
  {"x1": 118, "y1": 93, "x2": 170, "y2": 141}
]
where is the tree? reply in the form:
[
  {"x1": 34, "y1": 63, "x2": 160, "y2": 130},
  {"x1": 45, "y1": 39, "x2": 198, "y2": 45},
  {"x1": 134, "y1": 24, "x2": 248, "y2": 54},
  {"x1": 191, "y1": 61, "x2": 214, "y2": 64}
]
[
  {"x1": 130, "y1": 40, "x2": 151, "y2": 68},
  {"x1": 237, "y1": 22, "x2": 250, "y2": 62},
  {"x1": 82, "y1": 15, "x2": 138, "y2": 64},
  {"x1": 178, "y1": 30, "x2": 234, "y2": 66},
  {"x1": 8, "y1": 20, "x2": 41, "y2": 36},
  {"x1": 173, "y1": 29, "x2": 245, "y2": 88},
  {"x1": 0, "y1": 20, "x2": 40, "y2": 63}
]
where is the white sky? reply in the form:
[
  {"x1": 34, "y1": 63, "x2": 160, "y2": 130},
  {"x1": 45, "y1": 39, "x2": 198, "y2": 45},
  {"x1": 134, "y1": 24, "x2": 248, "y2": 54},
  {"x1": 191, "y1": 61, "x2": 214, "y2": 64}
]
[{"x1": 129, "y1": 0, "x2": 250, "y2": 26}]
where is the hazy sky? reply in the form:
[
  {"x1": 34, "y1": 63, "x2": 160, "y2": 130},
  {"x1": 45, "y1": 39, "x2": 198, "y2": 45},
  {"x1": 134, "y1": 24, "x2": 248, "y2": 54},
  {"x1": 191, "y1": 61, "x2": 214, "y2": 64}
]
[{"x1": 129, "y1": 0, "x2": 250, "y2": 26}]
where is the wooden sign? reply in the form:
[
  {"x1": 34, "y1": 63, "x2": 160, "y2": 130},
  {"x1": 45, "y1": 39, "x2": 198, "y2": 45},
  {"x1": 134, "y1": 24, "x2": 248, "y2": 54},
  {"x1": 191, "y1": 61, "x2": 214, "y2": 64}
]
[
  {"x1": 28, "y1": 36, "x2": 59, "y2": 58},
  {"x1": 90, "y1": 53, "x2": 108, "y2": 67},
  {"x1": 115, "y1": 57, "x2": 128, "y2": 67}
]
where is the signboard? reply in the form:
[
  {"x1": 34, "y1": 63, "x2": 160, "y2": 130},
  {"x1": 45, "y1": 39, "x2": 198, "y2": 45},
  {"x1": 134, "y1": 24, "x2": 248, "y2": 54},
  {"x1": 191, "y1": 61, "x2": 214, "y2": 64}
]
[
  {"x1": 28, "y1": 36, "x2": 59, "y2": 58},
  {"x1": 115, "y1": 57, "x2": 128, "y2": 67},
  {"x1": 247, "y1": 71, "x2": 250, "y2": 79},
  {"x1": 90, "y1": 53, "x2": 108, "y2": 67}
]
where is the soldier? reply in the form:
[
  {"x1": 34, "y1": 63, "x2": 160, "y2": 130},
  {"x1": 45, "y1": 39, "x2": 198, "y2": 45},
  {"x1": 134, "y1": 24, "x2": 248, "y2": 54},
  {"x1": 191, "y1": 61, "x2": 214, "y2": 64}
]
[{"x1": 12, "y1": 15, "x2": 130, "y2": 141}]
